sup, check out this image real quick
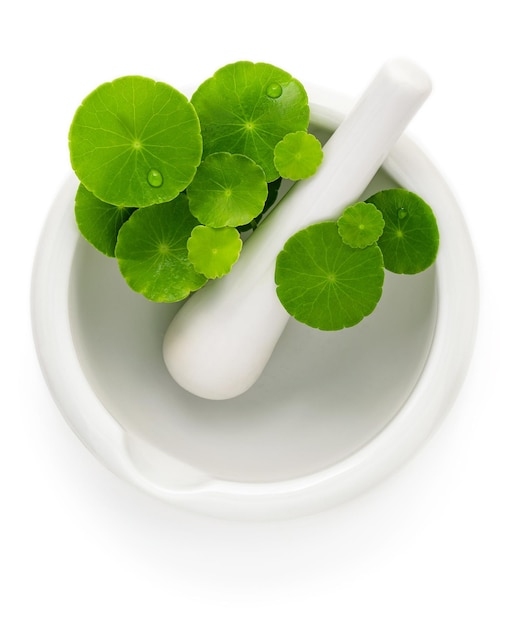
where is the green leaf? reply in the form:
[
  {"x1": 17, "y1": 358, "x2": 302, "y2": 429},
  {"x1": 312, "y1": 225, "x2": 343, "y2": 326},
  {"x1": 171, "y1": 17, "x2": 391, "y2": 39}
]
[
  {"x1": 366, "y1": 189, "x2": 440, "y2": 274},
  {"x1": 273, "y1": 131, "x2": 323, "y2": 180},
  {"x1": 186, "y1": 152, "x2": 268, "y2": 227},
  {"x1": 74, "y1": 183, "x2": 137, "y2": 257},
  {"x1": 337, "y1": 201, "x2": 385, "y2": 249},
  {"x1": 69, "y1": 75, "x2": 202, "y2": 208},
  {"x1": 191, "y1": 61, "x2": 310, "y2": 182},
  {"x1": 187, "y1": 225, "x2": 242, "y2": 279},
  {"x1": 115, "y1": 193, "x2": 207, "y2": 302},
  {"x1": 275, "y1": 222, "x2": 385, "y2": 331}
]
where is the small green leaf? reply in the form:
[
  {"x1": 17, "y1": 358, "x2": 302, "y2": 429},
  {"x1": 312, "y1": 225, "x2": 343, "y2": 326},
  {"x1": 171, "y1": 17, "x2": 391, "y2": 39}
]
[
  {"x1": 366, "y1": 189, "x2": 440, "y2": 274},
  {"x1": 187, "y1": 225, "x2": 242, "y2": 279},
  {"x1": 191, "y1": 61, "x2": 310, "y2": 182},
  {"x1": 115, "y1": 193, "x2": 207, "y2": 302},
  {"x1": 186, "y1": 152, "x2": 268, "y2": 227},
  {"x1": 273, "y1": 131, "x2": 323, "y2": 180},
  {"x1": 69, "y1": 75, "x2": 202, "y2": 208},
  {"x1": 275, "y1": 222, "x2": 385, "y2": 331},
  {"x1": 74, "y1": 184, "x2": 137, "y2": 257},
  {"x1": 337, "y1": 201, "x2": 385, "y2": 249}
]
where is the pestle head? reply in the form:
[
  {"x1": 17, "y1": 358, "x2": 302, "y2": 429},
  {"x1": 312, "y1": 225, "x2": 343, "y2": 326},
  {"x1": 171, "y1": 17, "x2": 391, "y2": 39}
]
[{"x1": 382, "y1": 58, "x2": 432, "y2": 96}]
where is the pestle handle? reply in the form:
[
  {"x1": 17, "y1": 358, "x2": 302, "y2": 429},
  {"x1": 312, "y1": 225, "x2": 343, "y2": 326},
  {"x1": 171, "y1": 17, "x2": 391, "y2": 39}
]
[{"x1": 163, "y1": 59, "x2": 432, "y2": 400}]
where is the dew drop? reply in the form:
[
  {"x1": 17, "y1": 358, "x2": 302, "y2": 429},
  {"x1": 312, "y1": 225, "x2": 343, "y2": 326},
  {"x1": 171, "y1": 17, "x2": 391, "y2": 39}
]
[
  {"x1": 398, "y1": 208, "x2": 408, "y2": 219},
  {"x1": 266, "y1": 82, "x2": 283, "y2": 98},
  {"x1": 147, "y1": 168, "x2": 163, "y2": 187}
]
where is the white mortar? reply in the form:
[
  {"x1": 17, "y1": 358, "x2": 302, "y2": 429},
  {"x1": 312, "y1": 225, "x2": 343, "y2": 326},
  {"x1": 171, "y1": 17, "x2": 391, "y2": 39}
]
[{"x1": 31, "y1": 87, "x2": 478, "y2": 520}]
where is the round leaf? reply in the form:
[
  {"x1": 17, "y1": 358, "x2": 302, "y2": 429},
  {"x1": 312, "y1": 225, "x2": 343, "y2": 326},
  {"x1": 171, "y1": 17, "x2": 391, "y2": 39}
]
[
  {"x1": 74, "y1": 183, "x2": 137, "y2": 257},
  {"x1": 69, "y1": 75, "x2": 202, "y2": 208},
  {"x1": 337, "y1": 201, "x2": 385, "y2": 249},
  {"x1": 191, "y1": 61, "x2": 310, "y2": 181},
  {"x1": 273, "y1": 131, "x2": 323, "y2": 180},
  {"x1": 366, "y1": 189, "x2": 439, "y2": 274},
  {"x1": 115, "y1": 194, "x2": 207, "y2": 302},
  {"x1": 187, "y1": 225, "x2": 242, "y2": 279},
  {"x1": 275, "y1": 222, "x2": 385, "y2": 331},
  {"x1": 186, "y1": 152, "x2": 268, "y2": 227}
]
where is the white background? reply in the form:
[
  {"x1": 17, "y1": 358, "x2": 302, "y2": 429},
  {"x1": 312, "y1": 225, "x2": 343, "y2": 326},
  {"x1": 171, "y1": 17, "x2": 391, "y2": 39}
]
[{"x1": 2, "y1": 1, "x2": 511, "y2": 624}]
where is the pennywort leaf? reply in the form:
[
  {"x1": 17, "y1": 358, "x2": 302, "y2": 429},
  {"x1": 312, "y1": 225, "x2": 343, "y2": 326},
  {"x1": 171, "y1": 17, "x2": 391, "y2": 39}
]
[
  {"x1": 191, "y1": 61, "x2": 310, "y2": 182},
  {"x1": 273, "y1": 131, "x2": 323, "y2": 180},
  {"x1": 186, "y1": 152, "x2": 268, "y2": 227},
  {"x1": 187, "y1": 225, "x2": 242, "y2": 279},
  {"x1": 366, "y1": 189, "x2": 439, "y2": 274},
  {"x1": 69, "y1": 75, "x2": 202, "y2": 208},
  {"x1": 115, "y1": 193, "x2": 207, "y2": 302},
  {"x1": 275, "y1": 222, "x2": 385, "y2": 331},
  {"x1": 337, "y1": 201, "x2": 385, "y2": 249}
]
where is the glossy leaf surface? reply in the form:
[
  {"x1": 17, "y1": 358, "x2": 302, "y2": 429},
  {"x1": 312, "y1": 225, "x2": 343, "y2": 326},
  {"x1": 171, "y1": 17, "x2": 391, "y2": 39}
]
[
  {"x1": 275, "y1": 222, "x2": 385, "y2": 330},
  {"x1": 69, "y1": 76, "x2": 202, "y2": 208}
]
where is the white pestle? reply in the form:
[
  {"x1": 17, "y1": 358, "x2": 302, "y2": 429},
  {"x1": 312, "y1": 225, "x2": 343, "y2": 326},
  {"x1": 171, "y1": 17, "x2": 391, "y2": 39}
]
[{"x1": 163, "y1": 59, "x2": 432, "y2": 400}]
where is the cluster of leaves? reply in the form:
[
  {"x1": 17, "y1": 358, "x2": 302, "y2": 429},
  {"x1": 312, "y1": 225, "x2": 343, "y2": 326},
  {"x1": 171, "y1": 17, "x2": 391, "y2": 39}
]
[
  {"x1": 69, "y1": 62, "x2": 440, "y2": 335},
  {"x1": 275, "y1": 189, "x2": 440, "y2": 331},
  {"x1": 69, "y1": 62, "x2": 323, "y2": 301}
]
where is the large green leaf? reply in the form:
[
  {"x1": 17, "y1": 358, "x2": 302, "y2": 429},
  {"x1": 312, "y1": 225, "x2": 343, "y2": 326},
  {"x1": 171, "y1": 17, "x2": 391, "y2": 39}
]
[
  {"x1": 69, "y1": 76, "x2": 202, "y2": 208},
  {"x1": 191, "y1": 61, "x2": 309, "y2": 182},
  {"x1": 115, "y1": 194, "x2": 207, "y2": 302},
  {"x1": 275, "y1": 222, "x2": 385, "y2": 330}
]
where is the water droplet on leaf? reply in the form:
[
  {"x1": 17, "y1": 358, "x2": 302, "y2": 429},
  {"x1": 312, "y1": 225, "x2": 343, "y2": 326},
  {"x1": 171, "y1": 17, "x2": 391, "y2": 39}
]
[
  {"x1": 266, "y1": 82, "x2": 283, "y2": 98},
  {"x1": 147, "y1": 168, "x2": 163, "y2": 187},
  {"x1": 398, "y1": 208, "x2": 408, "y2": 219}
]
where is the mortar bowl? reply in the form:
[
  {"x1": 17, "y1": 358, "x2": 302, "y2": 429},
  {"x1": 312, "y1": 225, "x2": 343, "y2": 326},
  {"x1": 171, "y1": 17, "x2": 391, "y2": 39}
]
[{"x1": 31, "y1": 87, "x2": 478, "y2": 520}]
